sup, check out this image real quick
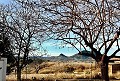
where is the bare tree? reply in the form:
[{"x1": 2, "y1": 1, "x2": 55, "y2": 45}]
[
  {"x1": 0, "y1": 1, "x2": 48, "y2": 81},
  {"x1": 37, "y1": 0, "x2": 120, "y2": 81}
]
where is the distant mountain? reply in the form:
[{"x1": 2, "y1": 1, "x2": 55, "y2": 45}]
[
  {"x1": 56, "y1": 53, "x2": 70, "y2": 61},
  {"x1": 70, "y1": 53, "x2": 90, "y2": 61},
  {"x1": 59, "y1": 53, "x2": 67, "y2": 57},
  {"x1": 31, "y1": 51, "x2": 92, "y2": 62}
]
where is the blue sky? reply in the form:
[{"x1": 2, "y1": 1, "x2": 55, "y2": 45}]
[
  {"x1": 0, "y1": 0, "x2": 11, "y2": 4},
  {"x1": 41, "y1": 40, "x2": 79, "y2": 56}
]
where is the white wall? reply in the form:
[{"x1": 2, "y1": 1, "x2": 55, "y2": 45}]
[{"x1": 0, "y1": 58, "x2": 7, "y2": 81}]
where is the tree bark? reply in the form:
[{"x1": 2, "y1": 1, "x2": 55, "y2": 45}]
[
  {"x1": 17, "y1": 67, "x2": 22, "y2": 81},
  {"x1": 100, "y1": 61, "x2": 109, "y2": 81},
  {"x1": 100, "y1": 54, "x2": 109, "y2": 81}
]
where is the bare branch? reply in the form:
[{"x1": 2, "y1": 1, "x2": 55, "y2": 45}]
[{"x1": 109, "y1": 48, "x2": 120, "y2": 59}]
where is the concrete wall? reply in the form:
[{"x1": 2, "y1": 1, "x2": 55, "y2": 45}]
[{"x1": 0, "y1": 58, "x2": 7, "y2": 81}]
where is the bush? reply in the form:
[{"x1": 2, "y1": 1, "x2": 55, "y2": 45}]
[
  {"x1": 93, "y1": 74, "x2": 101, "y2": 79},
  {"x1": 64, "y1": 65, "x2": 75, "y2": 73},
  {"x1": 74, "y1": 65, "x2": 85, "y2": 71}
]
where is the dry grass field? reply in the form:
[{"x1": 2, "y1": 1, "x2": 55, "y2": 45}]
[{"x1": 6, "y1": 61, "x2": 120, "y2": 81}]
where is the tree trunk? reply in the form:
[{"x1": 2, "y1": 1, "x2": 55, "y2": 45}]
[
  {"x1": 100, "y1": 61, "x2": 109, "y2": 81},
  {"x1": 17, "y1": 67, "x2": 22, "y2": 81},
  {"x1": 100, "y1": 54, "x2": 109, "y2": 81},
  {"x1": 35, "y1": 68, "x2": 39, "y2": 74}
]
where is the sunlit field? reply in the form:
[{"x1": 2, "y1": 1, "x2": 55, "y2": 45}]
[{"x1": 6, "y1": 61, "x2": 120, "y2": 81}]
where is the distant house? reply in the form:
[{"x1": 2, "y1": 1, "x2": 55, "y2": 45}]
[{"x1": 109, "y1": 57, "x2": 120, "y2": 75}]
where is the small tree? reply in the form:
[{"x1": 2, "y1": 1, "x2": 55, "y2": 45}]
[{"x1": 32, "y1": 58, "x2": 45, "y2": 74}]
